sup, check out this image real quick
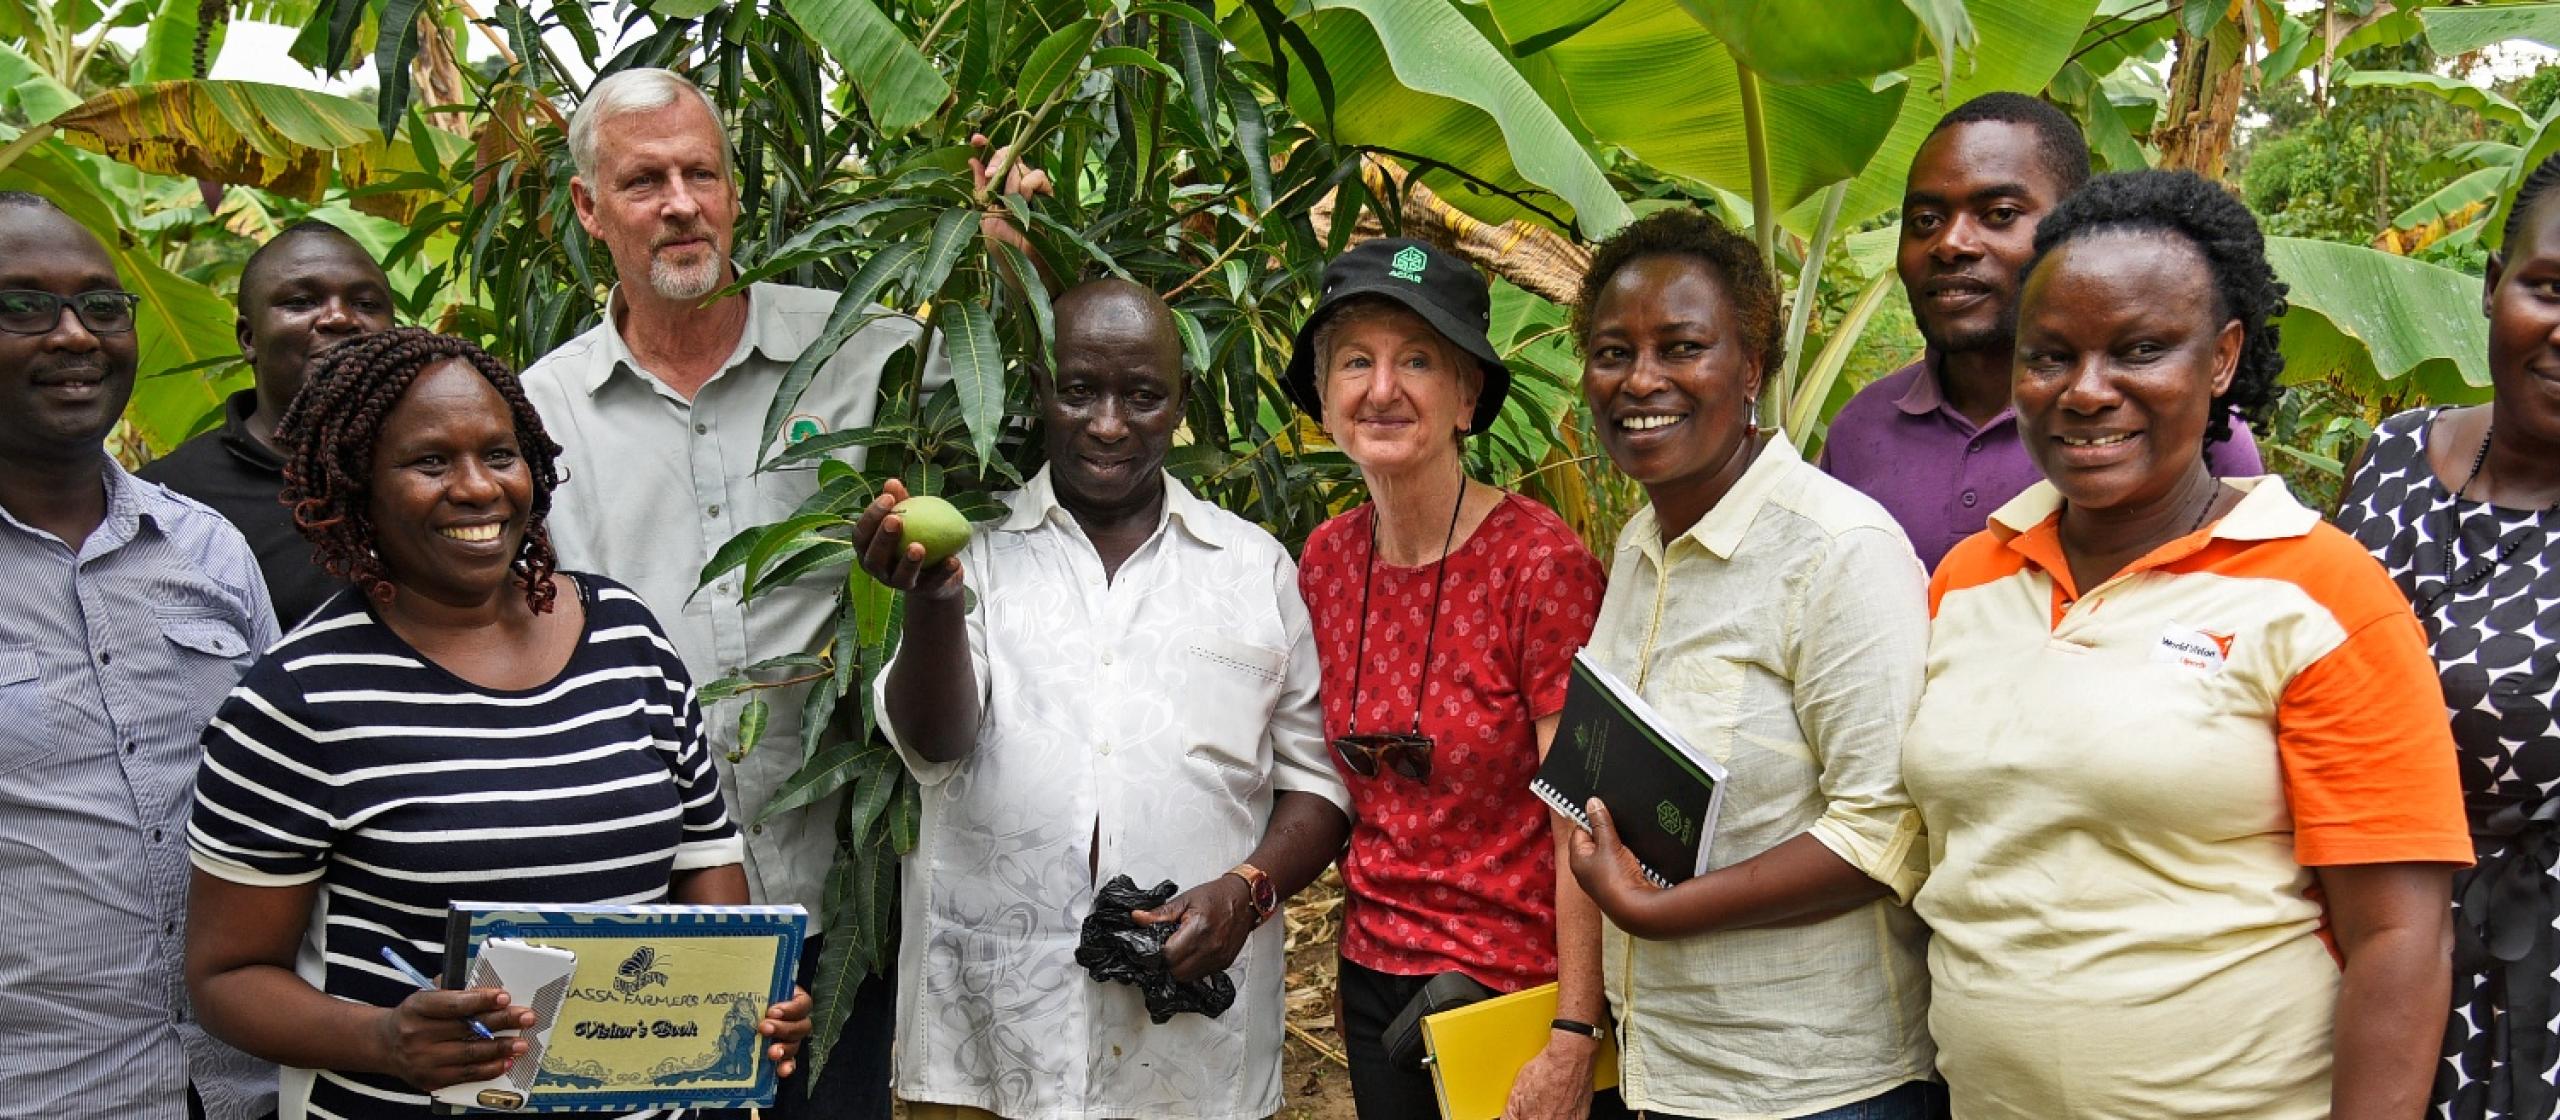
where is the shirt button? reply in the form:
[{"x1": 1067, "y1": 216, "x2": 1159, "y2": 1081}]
[
  {"x1": 150, "y1": 828, "x2": 165, "y2": 843},
  {"x1": 99, "y1": 650, "x2": 112, "y2": 666},
  {"x1": 750, "y1": 824, "x2": 764, "y2": 835},
  {"x1": 1960, "y1": 490, "x2": 1979, "y2": 508},
  {"x1": 695, "y1": 422, "x2": 709, "y2": 435},
  {"x1": 707, "y1": 505, "x2": 722, "y2": 518},
  {"x1": 123, "y1": 742, "x2": 137, "y2": 755},
  {"x1": 1101, "y1": 652, "x2": 1114, "y2": 666},
  {"x1": 163, "y1": 920, "x2": 176, "y2": 936},
  {"x1": 1967, "y1": 438, "x2": 1983, "y2": 453}
]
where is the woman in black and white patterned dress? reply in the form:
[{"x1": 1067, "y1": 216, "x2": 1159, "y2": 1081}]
[{"x1": 2335, "y1": 152, "x2": 2560, "y2": 1120}]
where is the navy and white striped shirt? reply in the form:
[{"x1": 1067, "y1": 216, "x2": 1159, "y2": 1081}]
[
  {"x1": 0, "y1": 459, "x2": 278, "y2": 1120},
  {"x1": 189, "y1": 573, "x2": 742, "y2": 1119}
]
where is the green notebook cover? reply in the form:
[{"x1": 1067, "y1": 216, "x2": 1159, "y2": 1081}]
[{"x1": 1531, "y1": 651, "x2": 1728, "y2": 887}]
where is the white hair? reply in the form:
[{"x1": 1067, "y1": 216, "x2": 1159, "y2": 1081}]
[{"x1": 567, "y1": 68, "x2": 732, "y2": 181}]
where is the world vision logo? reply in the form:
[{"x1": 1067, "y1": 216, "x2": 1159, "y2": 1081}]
[
  {"x1": 1389, "y1": 245, "x2": 1427, "y2": 283},
  {"x1": 2151, "y1": 621, "x2": 2237, "y2": 675}
]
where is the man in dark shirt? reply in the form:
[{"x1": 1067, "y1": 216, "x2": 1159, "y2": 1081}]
[{"x1": 141, "y1": 221, "x2": 393, "y2": 626}]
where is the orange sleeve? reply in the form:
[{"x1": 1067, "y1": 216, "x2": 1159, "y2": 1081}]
[{"x1": 2276, "y1": 608, "x2": 2473, "y2": 868}]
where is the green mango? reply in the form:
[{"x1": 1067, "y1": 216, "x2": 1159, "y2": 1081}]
[{"x1": 894, "y1": 495, "x2": 972, "y2": 565}]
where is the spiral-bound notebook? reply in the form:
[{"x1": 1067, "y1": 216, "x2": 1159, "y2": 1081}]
[{"x1": 1531, "y1": 651, "x2": 1727, "y2": 887}]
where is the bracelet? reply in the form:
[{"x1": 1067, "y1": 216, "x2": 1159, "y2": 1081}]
[{"x1": 1550, "y1": 1018, "x2": 1604, "y2": 1040}]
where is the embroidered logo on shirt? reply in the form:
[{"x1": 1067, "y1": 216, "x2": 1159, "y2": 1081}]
[
  {"x1": 785, "y1": 413, "x2": 827, "y2": 444},
  {"x1": 2152, "y1": 621, "x2": 2236, "y2": 674}
]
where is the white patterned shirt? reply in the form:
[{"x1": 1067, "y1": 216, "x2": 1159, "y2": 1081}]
[{"x1": 877, "y1": 468, "x2": 1347, "y2": 1119}]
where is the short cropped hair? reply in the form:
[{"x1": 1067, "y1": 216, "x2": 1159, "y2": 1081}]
[
  {"x1": 1573, "y1": 208, "x2": 1784, "y2": 379},
  {"x1": 568, "y1": 67, "x2": 732, "y2": 182},
  {"x1": 1928, "y1": 92, "x2": 2092, "y2": 196}
]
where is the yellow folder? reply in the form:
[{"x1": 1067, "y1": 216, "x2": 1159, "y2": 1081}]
[{"x1": 1421, "y1": 982, "x2": 1620, "y2": 1120}]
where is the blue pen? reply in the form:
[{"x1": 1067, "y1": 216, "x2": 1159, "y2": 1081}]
[{"x1": 379, "y1": 946, "x2": 498, "y2": 1041}]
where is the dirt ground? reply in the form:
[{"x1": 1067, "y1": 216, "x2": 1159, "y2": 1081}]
[{"x1": 1276, "y1": 908, "x2": 1358, "y2": 1120}]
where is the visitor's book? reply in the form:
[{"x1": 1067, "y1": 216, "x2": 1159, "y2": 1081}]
[
  {"x1": 435, "y1": 902, "x2": 806, "y2": 1113},
  {"x1": 1531, "y1": 651, "x2": 1728, "y2": 888}
]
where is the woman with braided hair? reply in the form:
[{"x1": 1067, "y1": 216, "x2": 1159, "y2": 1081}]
[
  {"x1": 2336, "y1": 150, "x2": 2560, "y2": 1120},
  {"x1": 181, "y1": 327, "x2": 810, "y2": 1118}
]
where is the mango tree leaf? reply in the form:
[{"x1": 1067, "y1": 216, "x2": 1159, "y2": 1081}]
[
  {"x1": 1670, "y1": 0, "x2": 1926, "y2": 85},
  {"x1": 2267, "y1": 236, "x2": 2490, "y2": 404},
  {"x1": 1525, "y1": 0, "x2": 1908, "y2": 218},
  {"x1": 1247, "y1": 0, "x2": 1633, "y2": 238},
  {"x1": 1794, "y1": 0, "x2": 2096, "y2": 233},
  {"x1": 2338, "y1": 69, "x2": 2526, "y2": 131},
  {"x1": 371, "y1": 0, "x2": 429, "y2": 134},
  {"x1": 780, "y1": 0, "x2": 951, "y2": 134},
  {"x1": 736, "y1": 698, "x2": 772, "y2": 759},
  {"x1": 758, "y1": 240, "x2": 925, "y2": 454},
  {"x1": 1020, "y1": 18, "x2": 1103, "y2": 108},
  {"x1": 941, "y1": 301, "x2": 1005, "y2": 463},
  {"x1": 2422, "y1": 2, "x2": 2560, "y2": 54},
  {"x1": 759, "y1": 738, "x2": 885, "y2": 822}
]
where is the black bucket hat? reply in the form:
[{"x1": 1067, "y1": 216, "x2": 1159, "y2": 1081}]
[{"x1": 1283, "y1": 238, "x2": 1512, "y2": 436}]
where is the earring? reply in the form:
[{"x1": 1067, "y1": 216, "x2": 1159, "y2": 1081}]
[{"x1": 1744, "y1": 395, "x2": 1760, "y2": 439}]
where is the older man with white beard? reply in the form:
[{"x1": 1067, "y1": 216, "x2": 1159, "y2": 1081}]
[{"x1": 517, "y1": 67, "x2": 938, "y2": 1120}]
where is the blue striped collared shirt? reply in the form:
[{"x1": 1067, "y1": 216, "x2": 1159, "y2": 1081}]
[{"x1": 0, "y1": 457, "x2": 278, "y2": 1120}]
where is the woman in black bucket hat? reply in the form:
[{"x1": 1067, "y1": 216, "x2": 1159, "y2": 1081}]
[{"x1": 1285, "y1": 239, "x2": 1625, "y2": 1120}]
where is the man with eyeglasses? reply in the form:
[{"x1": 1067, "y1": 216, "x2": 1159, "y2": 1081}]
[
  {"x1": 847, "y1": 279, "x2": 1349, "y2": 1120},
  {"x1": 140, "y1": 220, "x2": 394, "y2": 629},
  {"x1": 0, "y1": 192, "x2": 279, "y2": 1119}
]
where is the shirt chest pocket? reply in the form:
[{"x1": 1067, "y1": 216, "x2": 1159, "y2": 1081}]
[
  {"x1": 1648, "y1": 654, "x2": 1748, "y2": 767},
  {"x1": 1183, "y1": 635, "x2": 1287, "y2": 778},
  {"x1": 0, "y1": 645, "x2": 56, "y2": 777},
  {"x1": 158, "y1": 610, "x2": 255, "y2": 704}
]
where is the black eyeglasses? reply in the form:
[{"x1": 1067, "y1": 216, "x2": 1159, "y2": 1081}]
[{"x1": 0, "y1": 290, "x2": 142, "y2": 336}]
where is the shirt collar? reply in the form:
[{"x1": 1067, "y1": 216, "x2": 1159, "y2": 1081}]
[
  {"x1": 1641, "y1": 429, "x2": 1800, "y2": 562},
  {"x1": 1, "y1": 455, "x2": 152, "y2": 551},
  {"x1": 1893, "y1": 351, "x2": 2017, "y2": 428},
  {"x1": 1990, "y1": 474, "x2": 2312, "y2": 587},
  {"x1": 583, "y1": 282, "x2": 805, "y2": 396},
  {"x1": 214, "y1": 389, "x2": 285, "y2": 473},
  {"x1": 996, "y1": 465, "x2": 1232, "y2": 550}
]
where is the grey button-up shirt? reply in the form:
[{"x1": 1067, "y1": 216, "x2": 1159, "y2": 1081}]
[
  {"x1": 0, "y1": 459, "x2": 279, "y2": 1120},
  {"x1": 521, "y1": 282, "x2": 942, "y2": 924}
]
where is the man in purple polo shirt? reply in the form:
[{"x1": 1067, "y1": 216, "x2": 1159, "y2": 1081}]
[{"x1": 1819, "y1": 93, "x2": 2262, "y2": 569}]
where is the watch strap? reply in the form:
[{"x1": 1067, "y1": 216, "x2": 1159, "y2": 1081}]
[
  {"x1": 1551, "y1": 1017, "x2": 1604, "y2": 1040},
  {"x1": 1225, "y1": 863, "x2": 1278, "y2": 925}
]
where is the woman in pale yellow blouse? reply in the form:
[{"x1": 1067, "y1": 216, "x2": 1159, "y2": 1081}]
[{"x1": 1563, "y1": 209, "x2": 1939, "y2": 1119}]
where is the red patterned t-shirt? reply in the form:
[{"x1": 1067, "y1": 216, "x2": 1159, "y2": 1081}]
[{"x1": 1297, "y1": 492, "x2": 1606, "y2": 991}]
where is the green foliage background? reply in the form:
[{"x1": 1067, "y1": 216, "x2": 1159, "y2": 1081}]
[{"x1": 11, "y1": 0, "x2": 2556, "y2": 1089}]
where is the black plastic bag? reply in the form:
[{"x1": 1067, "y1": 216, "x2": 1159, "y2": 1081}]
[{"x1": 1073, "y1": 874, "x2": 1237, "y2": 1023}]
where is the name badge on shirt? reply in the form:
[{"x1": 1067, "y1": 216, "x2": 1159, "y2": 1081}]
[{"x1": 2152, "y1": 621, "x2": 2236, "y2": 675}]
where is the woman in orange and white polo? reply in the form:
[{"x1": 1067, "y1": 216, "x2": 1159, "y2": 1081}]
[{"x1": 1902, "y1": 170, "x2": 2473, "y2": 1120}]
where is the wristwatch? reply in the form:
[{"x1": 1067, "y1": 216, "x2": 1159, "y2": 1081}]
[{"x1": 1225, "y1": 863, "x2": 1279, "y2": 926}]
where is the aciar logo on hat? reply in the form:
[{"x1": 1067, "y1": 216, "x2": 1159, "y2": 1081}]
[{"x1": 1388, "y1": 244, "x2": 1428, "y2": 283}]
